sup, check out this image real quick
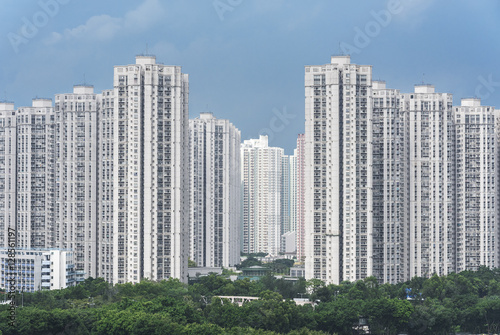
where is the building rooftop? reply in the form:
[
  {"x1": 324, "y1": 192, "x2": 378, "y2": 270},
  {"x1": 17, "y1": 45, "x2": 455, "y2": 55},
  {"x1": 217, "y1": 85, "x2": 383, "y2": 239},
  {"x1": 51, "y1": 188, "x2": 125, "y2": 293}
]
[{"x1": 461, "y1": 98, "x2": 481, "y2": 107}]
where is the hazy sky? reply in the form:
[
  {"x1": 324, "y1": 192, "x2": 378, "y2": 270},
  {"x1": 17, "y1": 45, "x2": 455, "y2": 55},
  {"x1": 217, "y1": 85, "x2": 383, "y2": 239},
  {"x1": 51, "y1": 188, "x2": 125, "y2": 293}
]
[{"x1": 1, "y1": 0, "x2": 499, "y2": 153}]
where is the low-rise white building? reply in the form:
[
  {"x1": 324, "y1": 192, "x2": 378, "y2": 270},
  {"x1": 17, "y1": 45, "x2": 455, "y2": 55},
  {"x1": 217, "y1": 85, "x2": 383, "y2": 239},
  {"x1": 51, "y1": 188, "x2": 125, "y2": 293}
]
[{"x1": 0, "y1": 249, "x2": 82, "y2": 292}]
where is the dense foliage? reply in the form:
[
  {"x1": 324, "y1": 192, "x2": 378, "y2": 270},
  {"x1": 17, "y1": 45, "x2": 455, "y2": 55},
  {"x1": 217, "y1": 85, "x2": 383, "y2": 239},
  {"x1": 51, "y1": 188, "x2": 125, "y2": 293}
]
[
  {"x1": 0, "y1": 267, "x2": 499, "y2": 334},
  {"x1": 236, "y1": 257, "x2": 295, "y2": 274}
]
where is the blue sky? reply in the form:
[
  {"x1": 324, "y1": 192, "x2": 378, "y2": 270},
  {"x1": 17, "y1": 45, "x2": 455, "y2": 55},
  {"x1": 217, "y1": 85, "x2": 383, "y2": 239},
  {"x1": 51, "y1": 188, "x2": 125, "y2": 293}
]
[{"x1": 0, "y1": 0, "x2": 499, "y2": 153}]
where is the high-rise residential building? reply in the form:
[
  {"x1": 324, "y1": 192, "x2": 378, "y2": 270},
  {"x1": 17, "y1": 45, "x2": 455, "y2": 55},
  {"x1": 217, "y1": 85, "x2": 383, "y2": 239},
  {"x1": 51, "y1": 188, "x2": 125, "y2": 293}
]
[
  {"x1": 0, "y1": 102, "x2": 16, "y2": 249},
  {"x1": 302, "y1": 55, "x2": 498, "y2": 285},
  {"x1": 371, "y1": 81, "x2": 409, "y2": 284},
  {"x1": 98, "y1": 55, "x2": 189, "y2": 284},
  {"x1": 54, "y1": 86, "x2": 98, "y2": 279},
  {"x1": 97, "y1": 89, "x2": 115, "y2": 284},
  {"x1": 241, "y1": 135, "x2": 283, "y2": 256},
  {"x1": 188, "y1": 113, "x2": 241, "y2": 268},
  {"x1": 290, "y1": 152, "x2": 297, "y2": 235},
  {"x1": 280, "y1": 153, "x2": 297, "y2": 253},
  {"x1": 454, "y1": 98, "x2": 499, "y2": 271},
  {"x1": 296, "y1": 134, "x2": 306, "y2": 262},
  {"x1": 402, "y1": 85, "x2": 456, "y2": 278},
  {"x1": 304, "y1": 55, "x2": 373, "y2": 284},
  {"x1": 16, "y1": 99, "x2": 56, "y2": 250}
]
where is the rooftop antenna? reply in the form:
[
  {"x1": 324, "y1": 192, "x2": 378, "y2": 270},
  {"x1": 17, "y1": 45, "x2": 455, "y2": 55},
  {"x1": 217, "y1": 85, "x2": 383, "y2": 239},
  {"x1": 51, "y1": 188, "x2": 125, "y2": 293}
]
[
  {"x1": 422, "y1": 73, "x2": 425, "y2": 84},
  {"x1": 338, "y1": 42, "x2": 343, "y2": 56},
  {"x1": 146, "y1": 43, "x2": 149, "y2": 55},
  {"x1": 83, "y1": 73, "x2": 86, "y2": 86}
]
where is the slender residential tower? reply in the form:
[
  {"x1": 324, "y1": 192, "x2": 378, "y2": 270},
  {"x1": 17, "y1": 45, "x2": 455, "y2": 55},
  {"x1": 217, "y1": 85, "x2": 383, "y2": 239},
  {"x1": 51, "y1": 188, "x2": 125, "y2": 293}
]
[
  {"x1": 296, "y1": 134, "x2": 306, "y2": 262},
  {"x1": 281, "y1": 153, "x2": 297, "y2": 253},
  {"x1": 305, "y1": 55, "x2": 373, "y2": 284},
  {"x1": 16, "y1": 99, "x2": 56, "y2": 250},
  {"x1": 402, "y1": 85, "x2": 455, "y2": 278},
  {"x1": 454, "y1": 98, "x2": 500, "y2": 271},
  {"x1": 99, "y1": 55, "x2": 189, "y2": 284},
  {"x1": 241, "y1": 135, "x2": 283, "y2": 256},
  {"x1": 0, "y1": 102, "x2": 16, "y2": 249},
  {"x1": 371, "y1": 81, "x2": 409, "y2": 284},
  {"x1": 97, "y1": 89, "x2": 115, "y2": 284},
  {"x1": 189, "y1": 113, "x2": 241, "y2": 268},
  {"x1": 54, "y1": 86, "x2": 98, "y2": 279}
]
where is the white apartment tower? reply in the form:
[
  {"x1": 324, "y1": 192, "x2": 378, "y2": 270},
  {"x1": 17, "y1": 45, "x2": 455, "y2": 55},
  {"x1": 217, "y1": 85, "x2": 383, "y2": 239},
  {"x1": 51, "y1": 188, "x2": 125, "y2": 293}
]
[
  {"x1": 0, "y1": 102, "x2": 16, "y2": 249},
  {"x1": 402, "y1": 85, "x2": 456, "y2": 278},
  {"x1": 99, "y1": 55, "x2": 189, "y2": 284},
  {"x1": 296, "y1": 134, "x2": 306, "y2": 262},
  {"x1": 97, "y1": 89, "x2": 115, "y2": 284},
  {"x1": 454, "y1": 98, "x2": 500, "y2": 271},
  {"x1": 16, "y1": 99, "x2": 56, "y2": 250},
  {"x1": 188, "y1": 113, "x2": 241, "y2": 268},
  {"x1": 241, "y1": 135, "x2": 283, "y2": 256},
  {"x1": 280, "y1": 154, "x2": 297, "y2": 252},
  {"x1": 305, "y1": 55, "x2": 373, "y2": 284},
  {"x1": 281, "y1": 153, "x2": 297, "y2": 249},
  {"x1": 371, "y1": 81, "x2": 409, "y2": 284},
  {"x1": 54, "y1": 86, "x2": 98, "y2": 278}
]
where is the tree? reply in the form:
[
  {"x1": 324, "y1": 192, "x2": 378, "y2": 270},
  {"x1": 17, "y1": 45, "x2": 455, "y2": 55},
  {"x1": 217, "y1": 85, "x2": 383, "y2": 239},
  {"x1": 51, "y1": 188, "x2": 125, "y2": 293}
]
[{"x1": 237, "y1": 257, "x2": 262, "y2": 270}]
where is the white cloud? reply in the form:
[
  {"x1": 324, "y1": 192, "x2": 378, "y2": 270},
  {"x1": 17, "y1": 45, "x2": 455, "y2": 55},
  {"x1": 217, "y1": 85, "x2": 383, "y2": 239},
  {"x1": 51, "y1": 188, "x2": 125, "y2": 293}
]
[
  {"x1": 44, "y1": 0, "x2": 165, "y2": 45},
  {"x1": 124, "y1": 0, "x2": 166, "y2": 31},
  {"x1": 64, "y1": 15, "x2": 122, "y2": 41},
  {"x1": 392, "y1": 0, "x2": 434, "y2": 26},
  {"x1": 43, "y1": 32, "x2": 62, "y2": 45}
]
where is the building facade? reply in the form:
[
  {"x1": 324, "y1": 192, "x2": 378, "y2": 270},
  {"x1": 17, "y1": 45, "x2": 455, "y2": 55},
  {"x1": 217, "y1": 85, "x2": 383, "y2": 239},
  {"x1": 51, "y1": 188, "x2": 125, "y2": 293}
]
[
  {"x1": 98, "y1": 55, "x2": 190, "y2": 284},
  {"x1": 454, "y1": 98, "x2": 500, "y2": 271},
  {"x1": 296, "y1": 134, "x2": 306, "y2": 262},
  {"x1": 241, "y1": 135, "x2": 283, "y2": 256},
  {"x1": 16, "y1": 99, "x2": 56, "y2": 250},
  {"x1": 303, "y1": 56, "x2": 499, "y2": 285},
  {"x1": 403, "y1": 85, "x2": 456, "y2": 278},
  {"x1": 97, "y1": 89, "x2": 115, "y2": 284},
  {"x1": 304, "y1": 55, "x2": 373, "y2": 284},
  {"x1": 371, "y1": 81, "x2": 409, "y2": 284},
  {"x1": 280, "y1": 153, "x2": 297, "y2": 253},
  {"x1": 0, "y1": 248, "x2": 80, "y2": 292},
  {"x1": 54, "y1": 86, "x2": 98, "y2": 279},
  {"x1": 189, "y1": 113, "x2": 241, "y2": 268},
  {"x1": 0, "y1": 102, "x2": 16, "y2": 250}
]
